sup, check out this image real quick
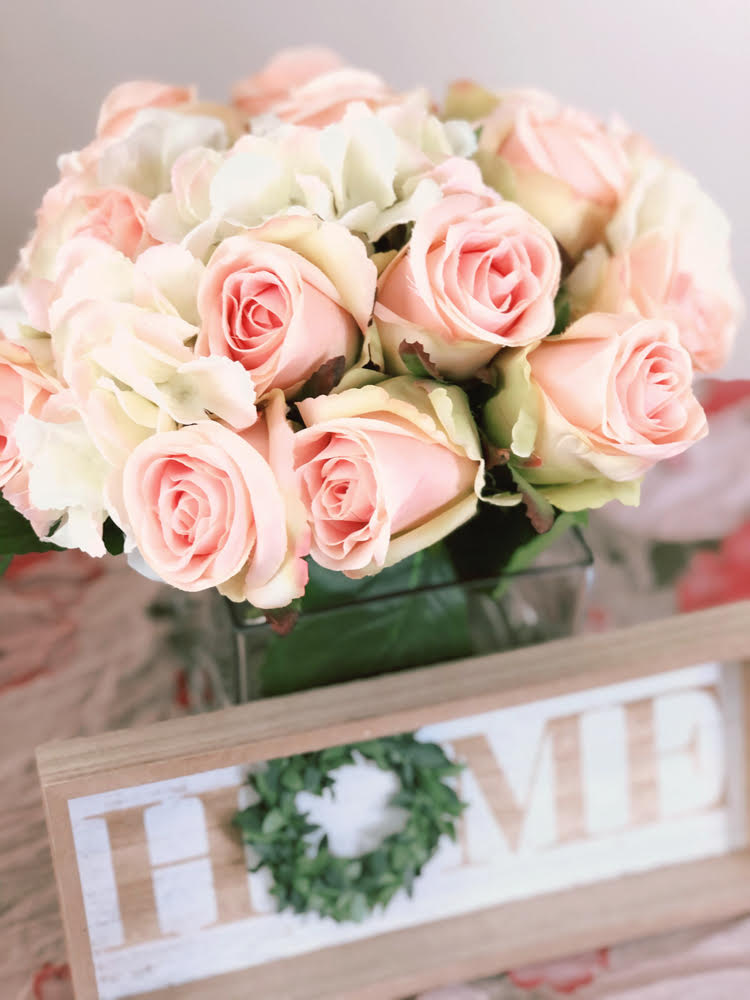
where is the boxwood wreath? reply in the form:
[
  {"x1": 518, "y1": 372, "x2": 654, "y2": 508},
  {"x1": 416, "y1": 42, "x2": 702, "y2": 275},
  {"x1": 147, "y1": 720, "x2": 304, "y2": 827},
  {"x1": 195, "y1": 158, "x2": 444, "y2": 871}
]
[{"x1": 233, "y1": 734, "x2": 465, "y2": 923}]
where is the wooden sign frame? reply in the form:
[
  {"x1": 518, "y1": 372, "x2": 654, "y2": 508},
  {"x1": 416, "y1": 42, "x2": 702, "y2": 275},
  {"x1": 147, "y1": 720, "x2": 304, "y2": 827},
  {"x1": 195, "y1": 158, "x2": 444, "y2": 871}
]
[{"x1": 38, "y1": 601, "x2": 750, "y2": 1000}]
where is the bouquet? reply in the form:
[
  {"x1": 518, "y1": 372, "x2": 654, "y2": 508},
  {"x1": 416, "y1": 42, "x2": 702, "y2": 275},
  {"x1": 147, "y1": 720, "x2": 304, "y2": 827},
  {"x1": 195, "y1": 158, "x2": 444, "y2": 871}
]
[{"x1": 0, "y1": 47, "x2": 742, "y2": 621}]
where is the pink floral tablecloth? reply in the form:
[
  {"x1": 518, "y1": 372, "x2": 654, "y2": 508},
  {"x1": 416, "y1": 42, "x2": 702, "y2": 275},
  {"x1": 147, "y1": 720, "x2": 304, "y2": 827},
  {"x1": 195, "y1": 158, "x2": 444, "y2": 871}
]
[
  {"x1": 0, "y1": 553, "x2": 174, "y2": 1000},
  {"x1": 3, "y1": 381, "x2": 750, "y2": 1000}
]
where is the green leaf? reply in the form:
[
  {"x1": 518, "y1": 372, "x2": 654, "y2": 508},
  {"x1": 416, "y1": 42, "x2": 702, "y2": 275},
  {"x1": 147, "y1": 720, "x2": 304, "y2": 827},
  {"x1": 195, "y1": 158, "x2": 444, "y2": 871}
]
[
  {"x1": 302, "y1": 540, "x2": 457, "y2": 611},
  {"x1": 348, "y1": 892, "x2": 369, "y2": 923},
  {"x1": 0, "y1": 494, "x2": 62, "y2": 556},
  {"x1": 102, "y1": 518, "x2": 126, "y2": 556},
  {"x1": 444, "y1": 501, "x2": 522, "y2": 579},
  {"x1": 296, "y1": 356, "x2": 347, "y2": 401},
  {"x1": 405, "y1": 741, "x2": 452, "y2": 769},
  {"x1": 293, "y1": 875, "x2": 311, "y2": 896},
  {"x1": 367, "y1": 849, "x2": 388, "y2": 878},
  {"x1": 345, "y1": 860, "x2": 362, "y2": 881},
  {"x1": 501, "y1": 509, "x2": 588, "y2": 581},
  {"x1": 261, "y1": 808, "x2": 286, "y2": 836},
  {"x1": 551, "y1": 287, "x2": 571, "y2": 337},
  {"x1": 254, "y1": 770, "x2": 275, "y2": 802},
  {"x1": 303, "y1": 766, "x2": 321, "y2": 791},
  {"x1": 391, "y1": 844, "x2": 411, "y2": 871},
  {"x1": 46, "y1": 516, "x2": 63, "y2": 538},
  {"x1": 371, "y1": 222, "x2": 414, "y2": 255},
  {"x1": 281, "y1": 767, "x2": 304, "y2": 793},
  {"x1": 398, "y1": 340, "x2": 442, "y2": 379},
  {"x1": 510, "y1": 464, "x2": 556, "y2": 534},
  {"x1": 354, "y1": 740, "x2": 390, "y2": 769},
  {"x1": 256, "y1": 545, "x2": 470, "y2": 695}
]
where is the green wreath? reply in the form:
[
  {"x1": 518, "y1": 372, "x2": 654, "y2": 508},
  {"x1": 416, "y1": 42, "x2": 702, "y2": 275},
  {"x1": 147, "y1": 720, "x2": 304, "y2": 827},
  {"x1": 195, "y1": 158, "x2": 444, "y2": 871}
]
[{"x1": 233, "y1": 734, "x2": 464, "y2": 923}]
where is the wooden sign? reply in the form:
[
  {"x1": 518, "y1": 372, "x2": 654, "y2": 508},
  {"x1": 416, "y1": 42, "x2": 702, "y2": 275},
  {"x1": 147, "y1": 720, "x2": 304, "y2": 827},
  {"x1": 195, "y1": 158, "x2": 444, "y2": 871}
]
[{"x1": 38, "y1": 602, "x2": 750, "y2": 1000}]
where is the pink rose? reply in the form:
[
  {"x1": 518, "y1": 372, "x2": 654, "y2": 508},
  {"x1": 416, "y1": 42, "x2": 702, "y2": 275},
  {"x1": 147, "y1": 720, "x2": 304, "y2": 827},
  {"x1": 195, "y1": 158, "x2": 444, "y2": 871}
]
[
  {"x1": 51, "y1": 180, "x2": 153, "y2": 258},
  {"x1": 477, "y1": 90, "x2": 630, "y2": 257},
  {"x1": 97, "y1": 80, "x2": 196, "y2": 138},
  {"x1": 232, "y1": 47, "x2": 344, "y2": 116},
  {"x1": 294, "y1": 377, "x2": 482, "y2": 576},
  {"x1": 588, "y1": 232, "x2": 740, "y2": 374},
  {"x1": 120, "y1": 419, "x2": 306, "y2": 604},
  {"x1": 597, "y1": 156, "x2": 743, "y2": 372},
  {"x1": 520, "y1": 313, "x2": 706, "y2": 472},
  {"x1": 485, "y1": 313, "x2": 707, "y2": 510},
  {"x1": 267, "y1": 68, "x2": 394, "y2": 128},
  {"x1": 0, "y1": 338, "x2": 57, "y2": 536},
  {"x1": 598, "y1": 380, "x2": 750, "y2": 543},
  {"x1": 232, "y1": 48, "x2": 394, "y2": 127},
  {"x1": 375, "y1": 192, "x2": 560, "y2": 379},
  {"x1": 509, "y1": 948, "x2": 608, "y2": 994},
  {"x1": 70, "y1": 187, "x2": 154, "y2": 258},
  {"x1": 18, "y1": 179, "x2": 155, "y2": 331},
  {"x1": 425, "y1": 157, "x2": 496, "y2": 198},
  {"x1": 496, "y1": 95, "x2": 628, "y2": 207},
  {"x1": 0, "y1": 339, "x2": 52, "y2": 486},
  {"x1": 221, "y1": 390, "x2": 309, "y2": 607},
  {"x1": 196, "y1": 216, "x2": 376, "y2": 398},
  {"x1": 443, "y1": 79, "x2": 502, "y2": 121},
  {"x1": 50, "y1": 294, "x2": 259, "y2": 467}
]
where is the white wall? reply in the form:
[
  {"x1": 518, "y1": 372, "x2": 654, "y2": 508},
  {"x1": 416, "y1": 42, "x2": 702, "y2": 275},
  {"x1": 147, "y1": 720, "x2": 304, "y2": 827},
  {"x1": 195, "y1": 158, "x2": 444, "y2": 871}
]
[{"x1": 1, "y1": 0, "x2": 748, "y2": 373}]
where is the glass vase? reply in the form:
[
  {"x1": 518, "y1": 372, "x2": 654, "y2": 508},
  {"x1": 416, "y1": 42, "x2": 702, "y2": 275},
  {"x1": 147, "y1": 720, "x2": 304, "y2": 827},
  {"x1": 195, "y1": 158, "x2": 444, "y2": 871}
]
[{"x1": 164, "y1": 521, "x2": 593, "y2": 711}]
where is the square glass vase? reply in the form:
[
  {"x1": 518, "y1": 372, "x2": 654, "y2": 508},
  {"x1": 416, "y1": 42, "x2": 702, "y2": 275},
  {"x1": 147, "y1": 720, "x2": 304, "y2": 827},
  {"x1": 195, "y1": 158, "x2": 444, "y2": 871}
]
[{"x1": 166, "y1": 526, "x2": 593, "y2": 711}]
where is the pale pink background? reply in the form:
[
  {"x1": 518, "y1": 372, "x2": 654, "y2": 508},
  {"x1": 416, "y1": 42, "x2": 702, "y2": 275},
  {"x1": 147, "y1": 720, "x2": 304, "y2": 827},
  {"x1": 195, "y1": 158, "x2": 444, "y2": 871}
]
[{"x1": 0, "y1": 0, "x2": 748, "y2": 379}]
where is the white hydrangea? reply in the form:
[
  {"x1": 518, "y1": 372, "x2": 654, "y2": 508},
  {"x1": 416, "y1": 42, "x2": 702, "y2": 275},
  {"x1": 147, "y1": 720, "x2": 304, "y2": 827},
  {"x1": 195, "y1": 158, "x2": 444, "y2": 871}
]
[{"x1": 145, "y1": 98, "x2": 472, "y2": 255}]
